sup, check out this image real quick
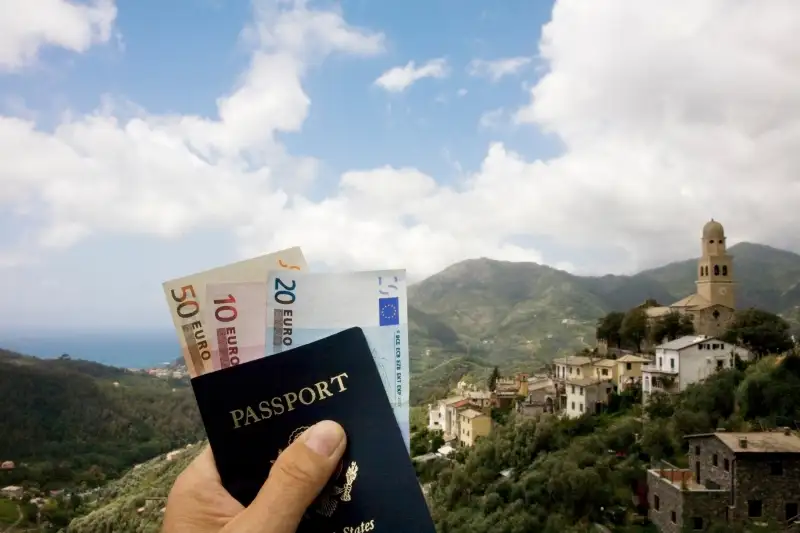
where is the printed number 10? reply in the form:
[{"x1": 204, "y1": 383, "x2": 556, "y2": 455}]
[{"x1": 274, "y1": 278, "x2": 296, "y2": 305}]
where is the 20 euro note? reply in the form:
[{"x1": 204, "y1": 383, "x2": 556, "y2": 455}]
[
  {"x1": 265, "y1": 270, "x2": 410, "y2": 448},
  {"x1": 162, "y1": 247, "x2": 306, "y2": 377},
  {"x1": 204, "y1": 281, "x2": 268, "y2": 371}
]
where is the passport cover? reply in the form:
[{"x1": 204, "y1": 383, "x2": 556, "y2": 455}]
[{"x1": 191, "y1": 327, "x2": 435, "y2": 533}]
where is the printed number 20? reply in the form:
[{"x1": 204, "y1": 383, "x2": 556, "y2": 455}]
[{"x1": 274, "y1": 278, "x2": 296, "y2": 305}]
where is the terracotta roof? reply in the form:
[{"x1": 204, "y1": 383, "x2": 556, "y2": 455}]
[
  {"x1": 617, "y1": 354, "x2": 651, "y2": 363},
  {"x1": 459, "y1": 408, "x2": 486, "y2": 419},
  {"x1": 441, "y1": 396, "x2": 466, "y2": 405},
  {"x1": 566, "y1": 376, "x2": 612, "y2": 387},
  {"x1": 450, "y1": 399, "x2": 472, "y2": 409},
  {"x1": 552, "y1": 355, "x2": 594, "y2": 366},
  {"x1": 670, "y1": 293, "x2": 710, "y2": 309},
  {"x1": 657, "y1": 335, "x2": 713, "y2": 351},
  {"x1": 592, "y1": 359, "x2": 616, "y2": 367},
  {"x1": 685, "y1": 432, "x2": 800, "y2": 454}
]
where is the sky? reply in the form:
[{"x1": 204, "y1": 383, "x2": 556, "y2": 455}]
[{"x1": 1, "y1": 0, "x2": 800, "y2": 329}]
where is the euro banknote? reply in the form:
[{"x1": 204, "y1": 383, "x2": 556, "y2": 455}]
[
  {"x1": 265, "y1": 270, "x2": 410, "y2": 447},
  {"x1": 162, "y1": 247, "x2": 306, "y2": 377},
  {"x1": 204, "y1": 281, "x2": 268, "y2": 371}
]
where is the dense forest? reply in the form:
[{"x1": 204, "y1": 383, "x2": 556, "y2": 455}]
[
  {"x1": 0, "y1": 349, "x2": 205, "y2": 490},
  {"x1": 417, "y1": 353, "x2": 800, "y2": 533}
]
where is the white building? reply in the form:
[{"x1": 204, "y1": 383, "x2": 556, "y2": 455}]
[
  {"x1": 564, "y1": 377, "x2": 614, "y2": 418},
  {"x1": 427, "y1": 396, "x2": 467, "y2": 436},
  {"x1": 642, "y1": 335, "x2": 751, "y2": 403}
]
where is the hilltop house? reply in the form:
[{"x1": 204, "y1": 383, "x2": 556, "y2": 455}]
[
  {"x1": 457, "y1": 409, "x2": 492, "y2": 447},
  {"x1": 1, "y1": 485, "x2": 23, "y2": 499},
  {"x1": 648, "y1": 430, "x2": 800, "y2": 532},
  {"x1": 564, "y1": 377, "x2": 614, "y2": 418},
  {"x1": 642, "y1": 335, "x2": 751, "y2": 404},
  {"x1": 615, "y1": 354, "x2": 651, "y2": 391},
  {"x1": 427, "y1": 395, "x2": 493, "y2": 446},
  {"x1": 644, "y1": 219, "x2": 737, "y2": 338}
]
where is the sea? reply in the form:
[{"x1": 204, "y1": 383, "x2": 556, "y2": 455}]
[{"x1": 0, "y1": 329, "x2": 180, "y2": 369}]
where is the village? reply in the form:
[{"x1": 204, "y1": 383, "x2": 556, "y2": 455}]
[{"x1": 419, "y1": 220, "x2": 800, "y2": 531}]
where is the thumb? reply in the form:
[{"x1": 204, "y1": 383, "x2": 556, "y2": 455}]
[{"x1": 226, "y1": 420, "x2": 347, "y2": 533}]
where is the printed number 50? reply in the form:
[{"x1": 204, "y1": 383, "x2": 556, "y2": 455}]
[{"x1": 274, "y1": 278, "x2": 296, "y2": 305}]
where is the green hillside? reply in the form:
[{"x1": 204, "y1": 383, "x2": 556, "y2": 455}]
[
  {"x1": 407, "y1": 242, "x2": 800, "y2": 390},
  {"x1": 0, "y1": 349, "x2": 205, "y2": 489},
  {"x1": 68, "y1": 445, "x2": 204, "y2": 533}
]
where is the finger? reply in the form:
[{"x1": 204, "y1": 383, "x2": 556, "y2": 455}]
[
  {"x1": 230, "y1": 420, "x2": 346, "y2": 533},
  {"x1": 184, "y1": 445, "x2": 221, "y2": 483}
]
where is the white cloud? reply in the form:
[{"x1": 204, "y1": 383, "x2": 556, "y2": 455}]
[
  {"x1": 457, "y1": 88, "x2": 468, "y2": 97},
  {"x1": 478, "y1": 108, "x2": 505, "y2": 129},
  {"x1": 4, "y1": 0, "x2": 800, "y2": 285},
  {"x1": 467, "y1": 56, "x2": 531, "y2": 82},
  {"x1": 0, "y1": 0, "x2": 117, "y2": 72},
  {"x1": 374, "y1": 58, "x2": 448, "y2": 93}
]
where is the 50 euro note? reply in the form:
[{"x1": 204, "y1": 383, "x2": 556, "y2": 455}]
[
  {"x1": 204, "y1": 281, "x2": 268, "y2": 371},
  {"x1": 265, "y1": 270, "x2": 410, "y2": 448},
  {"x1": 162, "y1": 247, "x2": 306, "y2": 377}
]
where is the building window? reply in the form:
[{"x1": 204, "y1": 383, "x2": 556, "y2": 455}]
[
  {"x1": 602, "y1": 368, "x2": 608, "y2": 376},
  {"x1": 716, "y1": 360, "x2": 724, "y2": 370},
  {"x1": 576, "y1": 368, "x2": 581, "y2": 376},
  {"x1": 692, "y1": 517, "x2": 703, "y2": 530},
  {"x1": 712, "y1": 309, "x2": 720, "y2": 320},
  {"x1": 626, "y1": 362, "x2": 632, "y2": 370},
  {"x1": 579, "y1": 403, "x2": 583, "y2": 412},
  {"x1": 695, "y1": 445, "x2": 700, "y2": 455},
  {"x1": 724, "y1": 458, "x2": 730, "y2": 471},
  {"x1": 670, "y1": 358, "x2": 675, "y2": 369},
  {"x1": 658, "y1": 357, "x2": 662, "y2": 367},
  {"x1": 571, "y1": 385, "x2": 575, "y2": 394},
  {"x1": 714, "y1": 264, "x2": 720, "y2": 275},
  {"x1": 771, "y1": 461, "x2": 783, "y2": 475},
  {"x1": 654, "y1": 495, "x2": 660, "y2": 511},
  {"x1": 671, "y1": 511, "x2": 676, "y2": 523},
  {"x1": 569, "y1": 367, "x2": 573, "y2": 374},
  {"x1": 579, "y1": 387, "x2": 584, "y2": 395},
  {"x1": 722, "y1": 265, "x2": 728, "y2": 276},
  {"x1": 712, "y1": 454, "x2": 718, "y2": 466},
  {"x1": 571, "y1": 402, "x2": 575, "y2": 410},
  {"x1": 748, "y1": 500, "x2": 762, "y2": 518},
  {"x1": 699, "y1": 266, "x2": 703, "y2": 277},
  {"x1": 786, "y1": 503, "x2": 798, "y2": 522}
]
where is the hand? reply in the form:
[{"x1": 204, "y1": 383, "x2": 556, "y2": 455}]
[{"x1": 162, "y1": 420, "x2": 347, "y2": 533}]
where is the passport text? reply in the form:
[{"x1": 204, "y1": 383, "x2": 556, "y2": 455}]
[{"x1": 229, "y1": 372, "x2": 350, "y2": 429}]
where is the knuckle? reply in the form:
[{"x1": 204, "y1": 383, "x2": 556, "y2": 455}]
[{"x1": 274, "y1": 455, "x2": 319, "y2": 487}]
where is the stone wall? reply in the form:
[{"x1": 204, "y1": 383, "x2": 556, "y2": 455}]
[
  {"x1": 734, "y1": 454, "x2": 800, "y2": 526},
  {"x1": 647, "y1": 470, "x2": 684, "y2": 533},
  {"x1": 687, "y1": 435, "x2": 735, "y2": 493}
]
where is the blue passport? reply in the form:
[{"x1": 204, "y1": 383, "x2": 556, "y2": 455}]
[{"x1": 191, "y1": 327, "x2": 435, "y2": 532}]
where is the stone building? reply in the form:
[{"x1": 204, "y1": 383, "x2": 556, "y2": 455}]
[
  {"x1": 645, "y1": 219, "x2": 736, "y2": 338},
  {"x1": 647, "y1": 430, "x2": 800, "y2": 532}
]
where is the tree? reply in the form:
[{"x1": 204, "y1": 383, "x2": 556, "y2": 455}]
[
  {"x1": 721, "y1": 308, "x2": 794, "y2": 358},
  {"x1": 596, "y1": 311, "x2": 625, "y2": 348},
  {"x1": 649, "y1": 310, "x2": 695, "y2": 344},
  {"x1": 487, "y1": 366, "x2": 500, "y2": 392},
  {"x1": 620, "y1": 308, "x2": 648, "y2": 352}
]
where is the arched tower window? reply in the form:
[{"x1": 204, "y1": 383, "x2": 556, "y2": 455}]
[
  {"x1": 704, "y1": 266, "x2": 708, "y2": 276},
  {"x1": 722, "y1": 265, "x2": 728, "y2": 276},
  {"x1": 699, "y1": 266, "x2": 703, "y2": 277},
  {"x1": 714, "y1": 265, "x2": 720, "y2": 276}
]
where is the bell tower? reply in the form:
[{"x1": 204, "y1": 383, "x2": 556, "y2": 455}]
[{"x1": 696, "y1": 219, "x2": 735, "y2": 309}]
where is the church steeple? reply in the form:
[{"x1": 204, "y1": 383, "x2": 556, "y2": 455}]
[{"x1": 696, "y1": 219, "x2": 735, "y2": 308}]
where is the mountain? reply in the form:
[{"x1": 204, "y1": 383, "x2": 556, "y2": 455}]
[
  {"x1": 0, "y1": 349, "x2": 205, "y2": 488},
  {"x1": 407, "y1": 242, "x2": 800, "y2": 394}
]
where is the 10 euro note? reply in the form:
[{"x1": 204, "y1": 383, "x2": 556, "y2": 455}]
[
  {"x1": 265, "y1": 270, "x2": 410, "y2": 448},
  {"x1": 204, "y1": 281, "x2": 268, "y2": 371},
  {"x1": 162, "y1": 247, "x2": 306, "y2": 377}
]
